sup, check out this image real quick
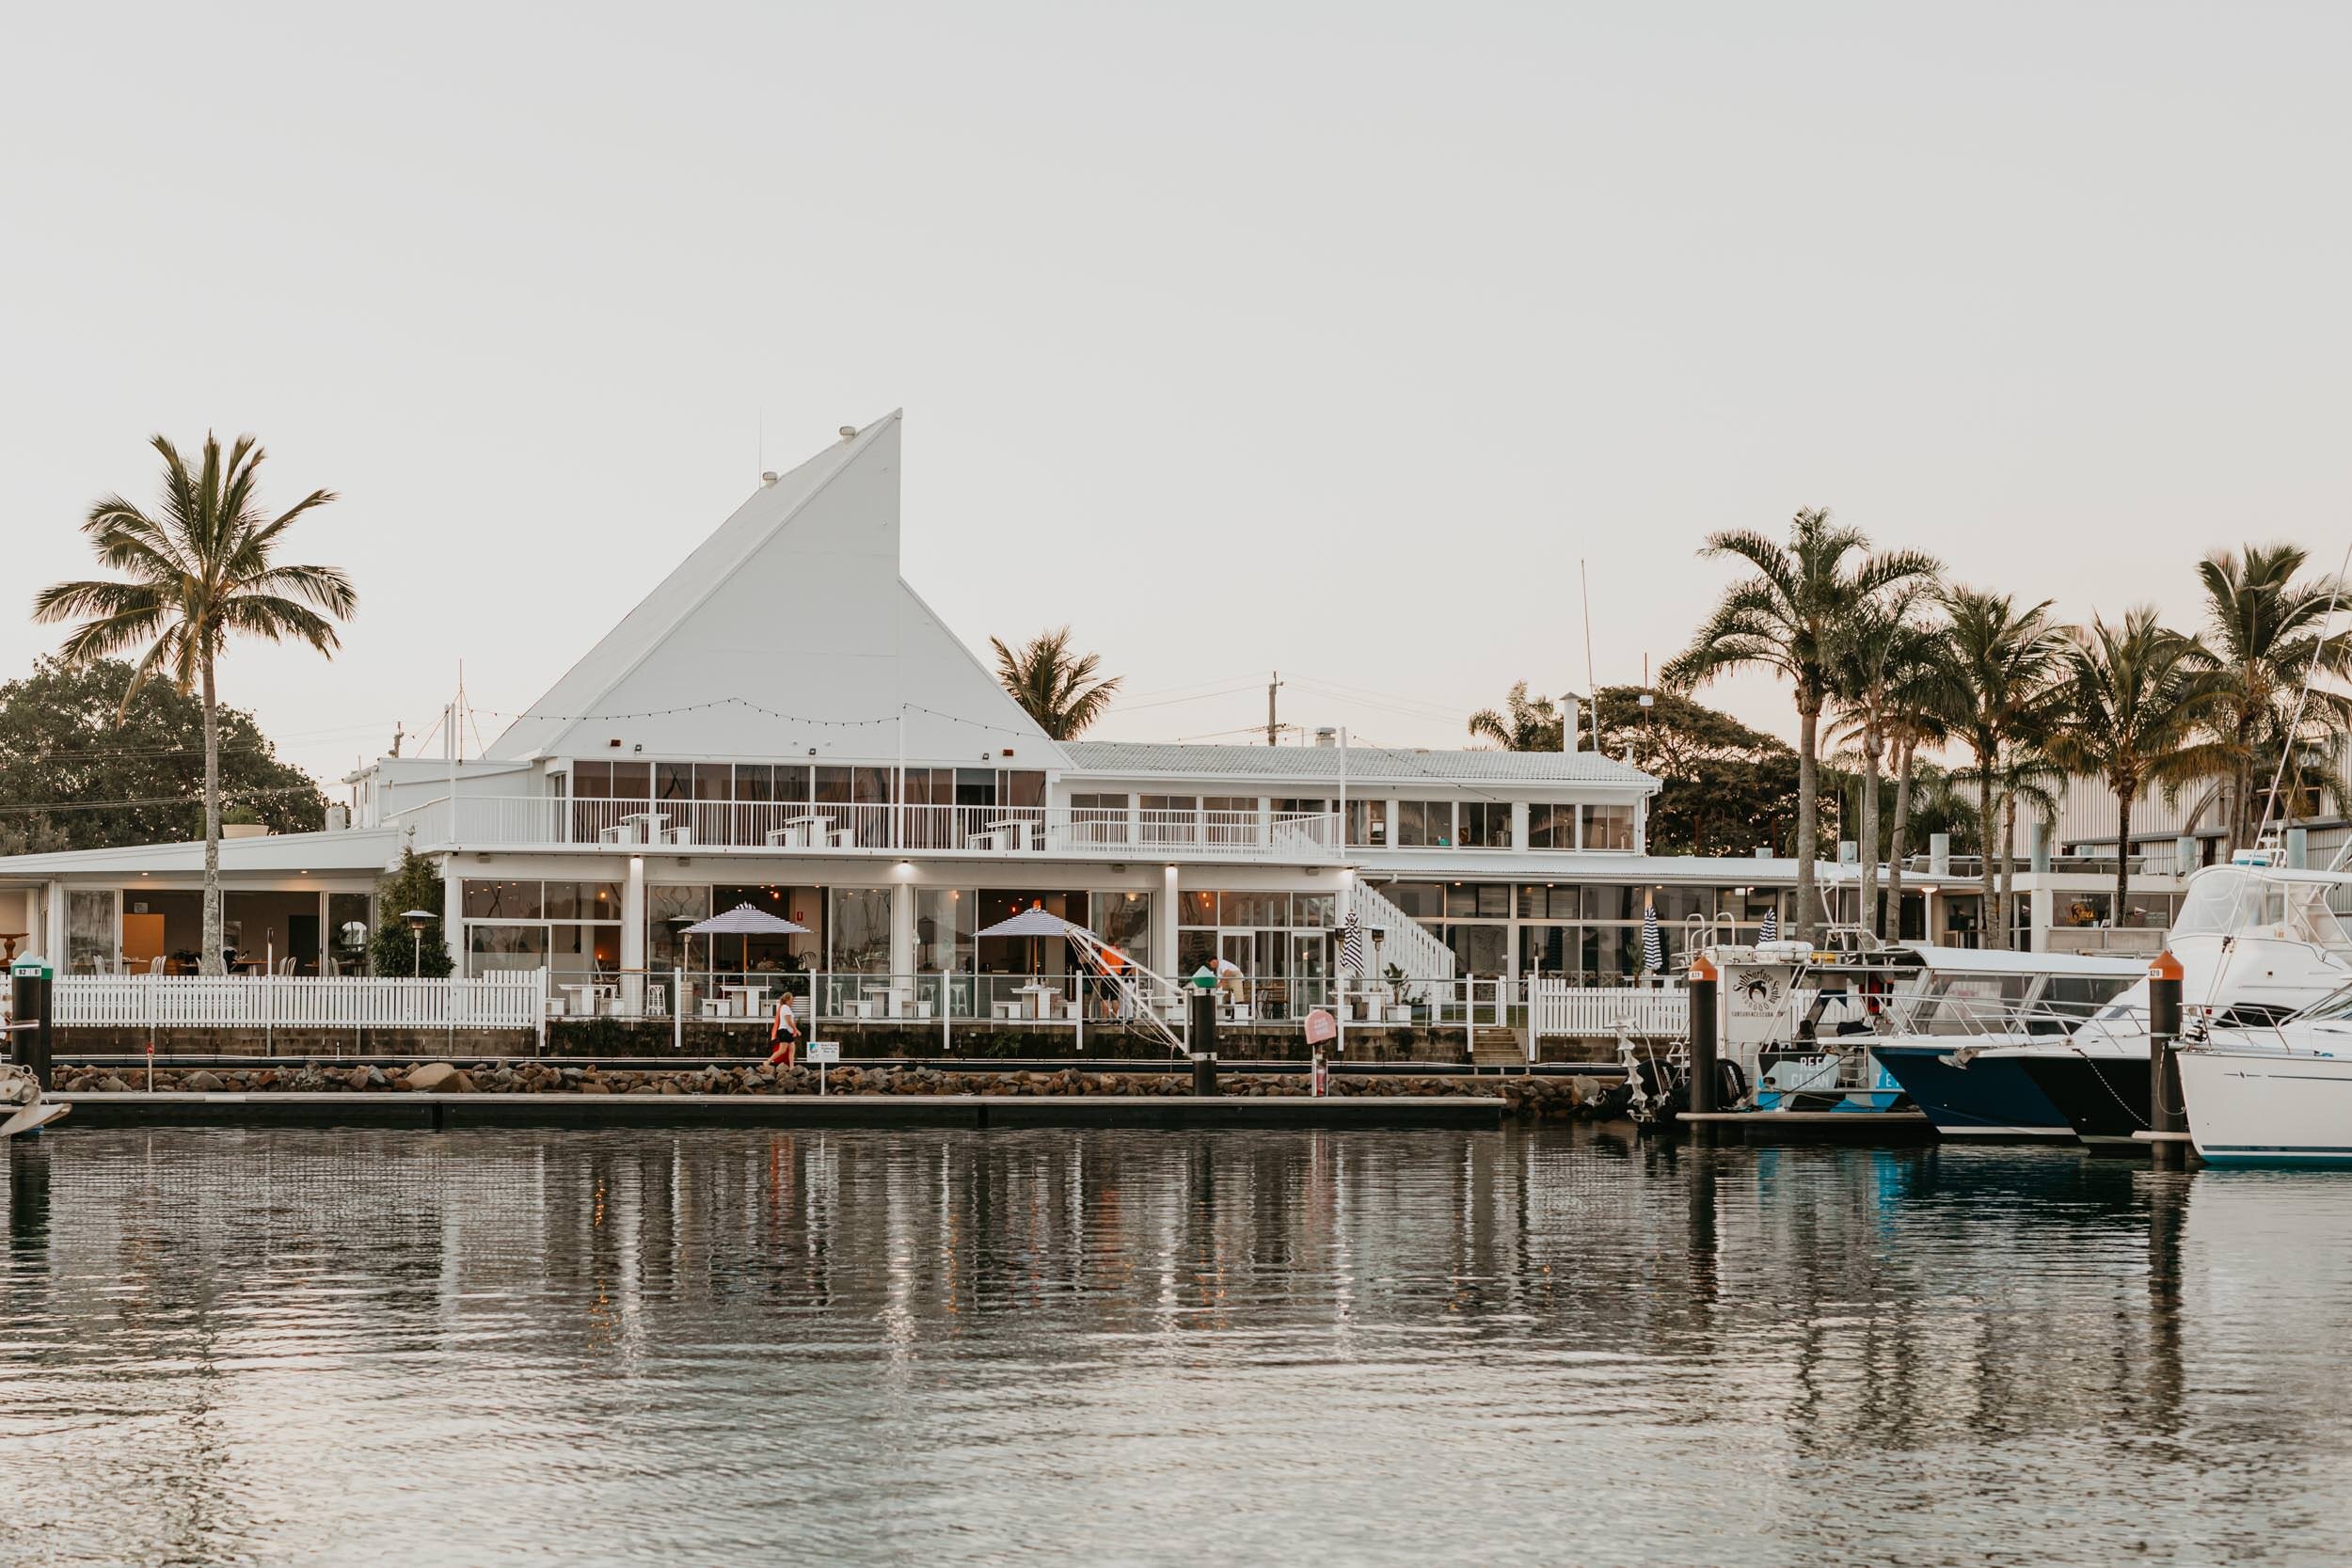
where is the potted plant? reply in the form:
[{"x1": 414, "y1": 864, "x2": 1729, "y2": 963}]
[
  {"x1": 1382, "y1": 963, "x2": 1415, "y2": 1024},
  {"x1": 220, "y1": 805, "x2": 269, "y2": 840}
]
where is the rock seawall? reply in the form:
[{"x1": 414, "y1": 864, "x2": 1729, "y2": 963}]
[{"x1": 54, "y1": 1063, "x2": 1611, "y2": 1122}]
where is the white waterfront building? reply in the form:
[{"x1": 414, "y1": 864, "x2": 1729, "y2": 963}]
[{"x1": 0, "y1": 413, "x2": 2099, "y2": 1037}]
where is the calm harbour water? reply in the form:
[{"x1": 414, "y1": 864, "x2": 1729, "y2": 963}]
[{"x1": 3, "y1": 1126, "x2": 2349, "y2": 1567}]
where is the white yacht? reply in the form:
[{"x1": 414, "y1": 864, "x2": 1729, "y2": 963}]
[
  {"x1": 1999, "y1": 863, "x2": 2352, "y2": 1147},
  {"x1": 2178, "y1": 985, "x2": 2352, "y2": 1164}
]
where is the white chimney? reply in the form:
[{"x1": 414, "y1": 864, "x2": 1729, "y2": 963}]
[
  {"x1": 1314, "y1": 727, "x2": 1338, "y2": 749},
  {"x1": 325, "y1": 804, "x2": 349, "y2": 833},
  {"x1": 1563, "y1": 696, "x2": 1581, "y2": 752}
]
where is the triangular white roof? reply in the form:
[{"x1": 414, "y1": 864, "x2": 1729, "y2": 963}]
[{"x1": 485, "y1": 413, "x2": 1067, "y2": 768}]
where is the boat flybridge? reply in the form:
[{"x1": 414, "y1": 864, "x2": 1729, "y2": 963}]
[
  {"x1": 1647, "y1": 932, "x2": 2139, "y2": 1123},
  {"x1": 1939, "y1": 860, "x2": 2352, "y2": 1147}
]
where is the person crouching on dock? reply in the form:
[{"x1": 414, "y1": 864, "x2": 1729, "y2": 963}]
[{"x1": 768, "y1": 994, "x2": 800, "y2": 1068}]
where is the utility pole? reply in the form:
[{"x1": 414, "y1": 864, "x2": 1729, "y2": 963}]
[{"x1": 1266, "y1": 671, "x2": 1283, "y2": 746}]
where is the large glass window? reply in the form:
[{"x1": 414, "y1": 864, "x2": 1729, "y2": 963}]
[
  {"x1": 1458, "y1": 802, "x2": 1512, "y2": 848},
  {"x1": 1346, "y1": 800, "x2": 1388, "y2": 847},
  {"x1": 830, "y1": 888, "x2": 892, "y2": 973},
  {"x1": 1395, "y1": 800, "x2": 1454, "y2": 847},
  {"x1": 327, "y1": 891, "x2": 373, "y2": 974},
  {"x1": 612, "y1": 760, "x2": 651, "y2": 799},
  {"x1": 1089, "y1": 890, "x2": 1151, "y2": 957},
  {"x1": 917, "y1": 888, "x2": 975, "y2": 973},
  {"x1": 1380, "y1": 881, "x2": 1443, "y2": 919},
  {"x1": 1445, "y1": 924, "x2": 1508, "y2": 974},
  {"x1": 463, "y1": 879, "x2": 542, "y2": 919},
  {"x1": 545, "y1": 880, "x2": 622, "y2": 920},
  {"x1": 1528, "y1": 803, "x2": 1571, "y2": 849},
  {"x1": 694, "y1": 763, "x2": 733, "y2": 800},
  {"x1": 1580, "y1": 803, "x2": 1635, "y2": 850},
  {"x1": 1293, "y1": 892, "x2": 1335, "y2": 928},
  {"x1": 647, "y1": 884, "x2": 710, "y2": 971},
  {"x1": 655, "y1": 762, "x2": 694, "y2": 801},
  {"x1": 1447, "y1": 883, "x2": 1509, "y2": 919},
  {"x1": 67, "y1": 890, "x2": 115, "y2": 974},
  {"x1": 574, "y1": 760, "x2": 612, "y2": 797},
  {"x1": 1518, "y1": 884, "x2": 1578, "y2": 920},
  {"x1": 1219, "y1": 892, "x2": 1286, "y2": 927},
  {"x1": 1143, "y1": 794, "x2": 1200, "y2": 844},
  {"x1": 709, "y1": 884, "x2": 818, "y2": 972},
  {"x1": 1204, "y1": 796, "x2": 1257, "y2": 847},
  {"x1": 468, "y1": 924, "x2": 548, "y2": 972}
]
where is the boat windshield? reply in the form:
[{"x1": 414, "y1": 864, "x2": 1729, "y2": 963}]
[
  {"x1": 2171, "y1": 868, "x2": 2352, "y2": 954},
  {"x1": 2296, "y1": 982, "x2": 2352, "y2": 1023},
  {"x1": 1900, "y1": 972, "x2": 2137, "y2": 1036}
]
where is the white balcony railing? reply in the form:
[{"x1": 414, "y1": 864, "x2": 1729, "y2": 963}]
[{"x1": 395, "y1": 797, "x2": 1343, "y2": 862}]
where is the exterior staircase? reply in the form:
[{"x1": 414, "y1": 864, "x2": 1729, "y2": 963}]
[
  {"x1": 1347, "y1": 880, "x2": 1457, "y2": 983},
  {"x1": 1470, "y1": 1026, "x2": 1527, "y2": 1068}
]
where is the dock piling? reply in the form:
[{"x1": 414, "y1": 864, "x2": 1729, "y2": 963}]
[{"x1": 2148, "y1": 950, "x2": 2185, "y2": 1169}]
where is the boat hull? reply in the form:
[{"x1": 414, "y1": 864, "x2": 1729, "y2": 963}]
[
  {"x1": 1869, "y1": 1043, "x2": 2074, "y2": 1140},
  {"x1": 2015, "y1": 1053, "x2": 2153, "y2": 1148},
  {"x1": 2180, "y1": 1049, "x2": 2352, "y2": 1165}
]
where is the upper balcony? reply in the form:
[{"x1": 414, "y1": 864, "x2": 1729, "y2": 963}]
[{"x1": 395, "y1": 797, "x2": 1343, "y2": 863}]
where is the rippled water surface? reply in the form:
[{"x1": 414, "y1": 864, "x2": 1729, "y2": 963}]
[{"x1": 5, "y1": 1127, "x2": 2352, "y2": 1566}]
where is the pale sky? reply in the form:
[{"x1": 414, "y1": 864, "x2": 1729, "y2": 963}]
[{"x1": 4, "y1": 3, "x2": 2347, "y2": 785}]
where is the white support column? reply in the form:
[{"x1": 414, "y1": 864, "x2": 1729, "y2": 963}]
[
  {"x1": 1154, "y1": 864, "x2": 1180, "y2": 980},
  {"x1": 889, "y1": 875, "x2": 916, "y2": 997},
  {"x1": 621, "y1": 854, "x2": 645, "y2": 1010},
  {"x1": 43, "y1": 879, "x2": 65, "y2": 964},
  {"x1": 1511, "y1": 801, "x2": 1530, "y2": 851},
  {"x1": 440, "y1": 856, "x2": 463, "y2": 971}
]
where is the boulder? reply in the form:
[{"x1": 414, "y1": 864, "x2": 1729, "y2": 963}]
[
  {"x1": 95, "y1": 1074, "x2": 132, "y2": 1094},
  {"x1": 405, "y1": 1063, "x2": 475, "y2": 1094},
  {"x1": 181, "y1": 1069, "x2": 224, "y2": 1093}
]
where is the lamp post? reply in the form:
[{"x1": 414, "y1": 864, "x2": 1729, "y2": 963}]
[{"x1": 401, "y1": 909, "x2": 436, "y2": 976}]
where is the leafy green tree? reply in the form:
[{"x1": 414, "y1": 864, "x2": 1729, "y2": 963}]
[
  {"x1": 990, "y1": 626, "x2": 1121, "y2": 739},
  {"x1": 34, "y1": 434, "x2": 354, "y2": 974},
  {"x1": 2049, "y1": 609, "x2": 2228, "y2": 921},
  {"x1": 2181, "y1": 545, "x2": 2352, "y2": 852},
  {"x1": 1591, "y1": 686, "x2": 1807, "y2": 857},
  {"x1": 0, "y1": 657, "x2": 326, "y2": 851},
  {"x1": 1663, "y1": 508, "x2": 1938, "y2": 942},
  {"x1": 372, "y1": 849, "x2": 453, "y2": 978}
]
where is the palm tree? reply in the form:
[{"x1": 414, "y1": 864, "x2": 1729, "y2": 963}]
[
  {"x1": 2182, "y1": 545, "x2": 2352, "y2": 852},
  {"x1": 989, "y1": 626, "x2": 1121, "y2": 739},
  {"x1": 1931, "y1": 587, "x2": 2068, "y2": 949},
  {"x1": 1961, "y1": 742, "x2": 2067, "y2": 946},
  {"x1": 1467, "y1": 682, "x2": 1565, "y2": 751},
  {"x1": 33, "y1": 434, "x2": 352, "y2": 975},
  {"x1": 1879, "y1": 634, "x2": 1953, "y2": 941},
  {"x1": 2048, "y1": 609, "x2": 2227, "y2": 924},
  {"x1": 1663, "y1": 508, "x2": 1938, "y2": 943},
  {"x1": 1828, "y1": 588, "x2": 1937, "y2": 940}
]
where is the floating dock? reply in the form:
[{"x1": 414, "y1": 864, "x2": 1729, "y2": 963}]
[
  {"x1": 50, "y1": 1091, "x2": 1511, "y2": 1132},
  {"x1": 1676, "y1": 1109, "x2": 1939, "y2": 1144}
]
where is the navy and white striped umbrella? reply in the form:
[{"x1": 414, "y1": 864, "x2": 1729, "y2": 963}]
[
  {"x1": 1641, "y1": 899, "x2": 1663, "y2": 974},
  {"x1": 1339, "y1": 910, "x2": 1363, "y2": 973},
  {"x1": 1757, "y1": 907, "x2": 1779, "y2": 943}
]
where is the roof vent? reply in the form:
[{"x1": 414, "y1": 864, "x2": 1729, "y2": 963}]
[
  {"x1": 1314, "y1": 727, "x2": 1337, "y2": 748},
  {"x1": 838, "y1": 425, "x2": 859, "y2": 440},
  {"x1": 760, "y1": 470, "x2": 779, "y2": 486}
]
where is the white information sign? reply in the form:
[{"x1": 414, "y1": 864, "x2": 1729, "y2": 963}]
[{"x1": 805, "y1": 1041, "x2": 841, "y2": 1064}]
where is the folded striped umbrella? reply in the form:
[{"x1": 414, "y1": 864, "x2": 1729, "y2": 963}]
[
  {"x1": 1339, "y1": 909, "x2": 1363, "y2": 973},
  {"x1": 1758, "y1": 908, "x2": 1778, "y2": 943},
  {"x1": 1642, "y1": 898, "x2": 1663, "y2": 975}
]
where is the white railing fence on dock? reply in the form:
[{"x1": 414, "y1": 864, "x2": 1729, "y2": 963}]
[
  {"x1": 55, "y1": 972, "x2": 548, "y2": 1032},
  {"x1": 1532, "y1": 983, "x2": 1689, "y2": 1040}
]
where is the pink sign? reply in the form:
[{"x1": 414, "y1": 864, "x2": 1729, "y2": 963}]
[{"x1": 1304, "y1": 1007, "x2": 1337, "y2": 1045}]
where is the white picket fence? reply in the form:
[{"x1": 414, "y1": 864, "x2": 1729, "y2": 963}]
[
  {"x1": 1532, "y1": 984, "x2": 1690, "y2": 1040},
  {"x1": 54, "y1": 972, "x2": 548, "y2": 1032}
]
